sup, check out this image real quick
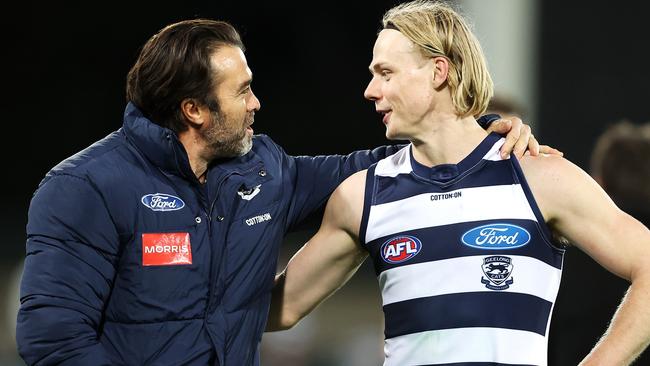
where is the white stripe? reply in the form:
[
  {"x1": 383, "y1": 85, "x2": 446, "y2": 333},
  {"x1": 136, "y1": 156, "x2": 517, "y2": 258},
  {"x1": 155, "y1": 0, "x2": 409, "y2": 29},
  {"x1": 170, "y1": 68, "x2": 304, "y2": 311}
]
[
  {"x1": 379, "y1": 255, "x2": 562, "y2": 306},
  {"x1": 375, "y1": 145, "x2": 412, "y2": 177},
  {"x1": 366, "y1": 184, "x2": 536, "y2": 242},
  {"x1": 384, "y1": 327, "x2": 547, "y2": 366},
  {"x1": 482, "y1": 137, "x2": 507, "y2": 161}
]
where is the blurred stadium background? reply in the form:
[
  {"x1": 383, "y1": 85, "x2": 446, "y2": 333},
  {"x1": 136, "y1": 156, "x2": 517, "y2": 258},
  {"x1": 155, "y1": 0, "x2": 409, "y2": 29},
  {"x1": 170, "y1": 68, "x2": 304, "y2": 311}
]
[{"x1": 3, "y1": 1, "x2": 649, "y2": 365}]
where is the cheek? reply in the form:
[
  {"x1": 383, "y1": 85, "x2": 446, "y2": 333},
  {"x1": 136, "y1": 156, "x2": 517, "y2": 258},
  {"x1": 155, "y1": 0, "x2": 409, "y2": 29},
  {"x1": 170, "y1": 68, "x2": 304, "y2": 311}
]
[{"x1": 402, "y1": 80, "x2": 433, "y2": 111}]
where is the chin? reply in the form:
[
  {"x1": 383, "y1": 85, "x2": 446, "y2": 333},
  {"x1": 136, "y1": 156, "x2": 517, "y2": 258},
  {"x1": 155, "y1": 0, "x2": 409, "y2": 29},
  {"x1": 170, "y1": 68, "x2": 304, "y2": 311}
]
[
  {"x1": 238, "y1": 136, "x2": 253, "y2": 156},
  {"x1": 385, "y1": 129, "x2": 401, "y2": 141}
]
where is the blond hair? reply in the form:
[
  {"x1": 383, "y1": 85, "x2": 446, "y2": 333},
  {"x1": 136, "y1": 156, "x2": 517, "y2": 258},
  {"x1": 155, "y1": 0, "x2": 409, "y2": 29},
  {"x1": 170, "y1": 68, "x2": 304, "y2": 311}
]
[{"x1": 382, "y1": 0, "x2": 493, "y2": 117}]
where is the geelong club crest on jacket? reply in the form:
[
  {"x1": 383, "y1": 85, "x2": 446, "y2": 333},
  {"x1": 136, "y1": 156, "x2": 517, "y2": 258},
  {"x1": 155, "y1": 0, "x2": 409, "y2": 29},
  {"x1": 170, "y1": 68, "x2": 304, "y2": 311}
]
[
  {"x1": 380, "y1": 235, "x2": 422, "y2": 264},
  {"x1": 141, "y1": 193, "x2": 185, "y2": 212}
]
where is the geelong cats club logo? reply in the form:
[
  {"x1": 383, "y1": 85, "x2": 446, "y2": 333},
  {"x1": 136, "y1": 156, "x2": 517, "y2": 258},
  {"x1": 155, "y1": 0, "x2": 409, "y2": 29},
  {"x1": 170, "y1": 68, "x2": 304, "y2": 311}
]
[
  {"x1": 380, "y1": 235, "x2": 422, "y2": 264},
  {"x1": 481, "y1": 256, "x2": 514, "y2": 290}
]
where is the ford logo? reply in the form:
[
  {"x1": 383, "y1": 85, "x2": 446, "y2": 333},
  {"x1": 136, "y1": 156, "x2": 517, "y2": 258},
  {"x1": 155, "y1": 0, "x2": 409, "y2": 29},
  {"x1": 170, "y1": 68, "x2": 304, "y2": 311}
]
[
  {"x1": 461, "y1": 223, "x2": 530, "y2": 250},
  {"x1": 141, "y1": 193, "x2": 185, "y2": 212}
]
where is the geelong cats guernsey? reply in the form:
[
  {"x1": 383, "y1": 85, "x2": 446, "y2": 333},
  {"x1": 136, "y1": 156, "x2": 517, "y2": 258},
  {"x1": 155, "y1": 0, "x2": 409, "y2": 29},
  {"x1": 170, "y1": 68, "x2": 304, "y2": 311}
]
[{"x1": 359, "y1": 132, "x2": 565, "y2": 366}]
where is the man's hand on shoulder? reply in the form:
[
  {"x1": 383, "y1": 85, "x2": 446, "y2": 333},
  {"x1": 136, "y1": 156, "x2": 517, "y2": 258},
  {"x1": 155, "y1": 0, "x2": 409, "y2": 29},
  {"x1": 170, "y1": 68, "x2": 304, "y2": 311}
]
[{"x1": 487, "y1": 116, "x2": 563, "y2": 159}]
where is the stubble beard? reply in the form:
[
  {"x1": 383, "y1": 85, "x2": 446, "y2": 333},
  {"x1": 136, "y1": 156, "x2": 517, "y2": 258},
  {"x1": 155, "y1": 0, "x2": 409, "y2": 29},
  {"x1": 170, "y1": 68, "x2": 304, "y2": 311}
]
[{"x1": 203, "y1": 110, "x2": 253, "y2": 159}]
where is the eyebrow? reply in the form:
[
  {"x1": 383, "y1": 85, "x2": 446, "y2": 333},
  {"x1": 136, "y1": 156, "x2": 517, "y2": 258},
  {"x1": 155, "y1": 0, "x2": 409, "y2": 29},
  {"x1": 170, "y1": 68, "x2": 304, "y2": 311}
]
[
  {"x1": 368, "y1": 62, "x2": 388, "y2": 75},
  {"x1": 237, "y1": 77, "x2": 252, "y2": 92}
]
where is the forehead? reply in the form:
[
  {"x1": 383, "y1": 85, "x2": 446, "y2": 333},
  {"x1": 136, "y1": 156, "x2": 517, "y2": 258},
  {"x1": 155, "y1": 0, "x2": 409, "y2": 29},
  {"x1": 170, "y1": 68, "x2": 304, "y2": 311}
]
[
  {"x1": 369, "y1": 29, "x2": 422, "y2": 68},
  {"x1": 210, "y1": 45, "x2": 252, "y2": 86}
]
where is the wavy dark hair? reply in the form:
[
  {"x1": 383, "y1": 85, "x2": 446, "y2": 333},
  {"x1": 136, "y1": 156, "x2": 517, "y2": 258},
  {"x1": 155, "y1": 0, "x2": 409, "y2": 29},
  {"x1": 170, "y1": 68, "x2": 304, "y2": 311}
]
[{"x1": 126, "y1": 19, "x2": 244, "y2": 133}]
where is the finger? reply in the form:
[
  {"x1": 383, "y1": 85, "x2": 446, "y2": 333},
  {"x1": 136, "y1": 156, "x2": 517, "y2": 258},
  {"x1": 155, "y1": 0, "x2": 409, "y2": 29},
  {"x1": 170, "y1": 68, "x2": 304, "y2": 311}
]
[
  {"x1": 512, "y1": 124, "x2": 531, "y2": 159},
  {"x1": 497, "y1": 118, "x2": 522, "y2": 159},
  {"x1": 539, "y1": 145, "x2": 564, "y2": 156},
  {"x1": 486, "y1": 118, "x2": 512, "y2": 134},
  {"x1": 526, "y1": 133, "x2": 540, "y2": 156}
]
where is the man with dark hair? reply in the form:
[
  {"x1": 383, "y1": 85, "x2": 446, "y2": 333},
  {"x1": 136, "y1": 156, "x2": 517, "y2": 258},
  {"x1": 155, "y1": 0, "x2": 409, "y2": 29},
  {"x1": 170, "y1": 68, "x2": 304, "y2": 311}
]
[{"x1": 17, "y1": 18, "x2": 546, "y2": 365}]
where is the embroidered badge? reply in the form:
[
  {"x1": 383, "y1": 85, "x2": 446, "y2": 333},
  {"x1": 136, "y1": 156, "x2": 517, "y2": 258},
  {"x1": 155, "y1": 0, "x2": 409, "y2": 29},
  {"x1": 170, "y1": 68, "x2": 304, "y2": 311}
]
[
  {"x1": 237, "y1": 184, "x2": 261, "y2": 201},
  {"x1": 481, "y1": 256, "x2": 514, "y2": 290}
]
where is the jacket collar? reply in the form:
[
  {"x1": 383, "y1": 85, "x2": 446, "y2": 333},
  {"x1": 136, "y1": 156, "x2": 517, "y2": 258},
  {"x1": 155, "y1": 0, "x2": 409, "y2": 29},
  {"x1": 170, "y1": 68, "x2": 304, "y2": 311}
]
[
  {"x1": 122, "y1": 102, "x2": 194, "y2": 179},
  {"x1": 122, "y1": 103, "x2": 263, "y2": 178}
]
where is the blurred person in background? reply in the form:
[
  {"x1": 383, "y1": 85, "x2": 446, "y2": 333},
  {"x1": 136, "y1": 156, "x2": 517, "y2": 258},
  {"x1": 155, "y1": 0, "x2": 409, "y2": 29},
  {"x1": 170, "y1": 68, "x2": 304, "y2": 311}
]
[
  {"x1": 573, "y1": 119, "x2": 650, "y2": 365},
  {"x1": 267, "y1": 1, "x2": 650, "y2": 365},
  {"x1": 591, "y1": 120, "x2": 650, "y2": 225},
  {"x1": 487, "y1": 94, "x2": 527, "y2": 121},
  {"x1": 15, "y1": 16, "x2": 541, "y2": 366}
]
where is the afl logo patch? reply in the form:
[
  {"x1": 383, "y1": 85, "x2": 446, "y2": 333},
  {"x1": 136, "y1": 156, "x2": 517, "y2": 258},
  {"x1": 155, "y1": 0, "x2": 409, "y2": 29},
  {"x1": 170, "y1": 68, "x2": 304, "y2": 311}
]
[
  {"x1": 141, "y1": 193, "x2": 185, "y2": 212},
  {"x1": 461, "y1": 223, "x2": 530, "y2": 250},
  {"x1": 380, "y1": 235, "x2": 422, "y2": 264}
]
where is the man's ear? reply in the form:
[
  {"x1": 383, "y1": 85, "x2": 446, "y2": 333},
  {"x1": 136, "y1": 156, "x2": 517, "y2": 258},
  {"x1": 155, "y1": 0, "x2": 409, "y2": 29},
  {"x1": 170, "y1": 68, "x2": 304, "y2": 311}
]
[
  {"x1": 432, "y1": 56, "x2": 449, "y2": 89},
  {"x1": 180, "y1": 98, "x2": 207, "y2": 127}
]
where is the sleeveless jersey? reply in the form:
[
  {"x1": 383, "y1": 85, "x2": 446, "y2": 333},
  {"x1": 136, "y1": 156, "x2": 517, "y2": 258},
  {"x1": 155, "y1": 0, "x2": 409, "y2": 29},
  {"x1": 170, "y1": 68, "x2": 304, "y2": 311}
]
[{"x1": 359, "y1": 132, "x2": 565, "y2": 366}]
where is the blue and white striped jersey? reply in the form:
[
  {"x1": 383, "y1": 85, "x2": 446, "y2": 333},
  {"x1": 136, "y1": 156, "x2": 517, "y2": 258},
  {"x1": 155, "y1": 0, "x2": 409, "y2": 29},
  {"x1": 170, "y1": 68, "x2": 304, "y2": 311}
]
[{"x1": 359, "y1": 132, "x2": 565, "y2": 366}]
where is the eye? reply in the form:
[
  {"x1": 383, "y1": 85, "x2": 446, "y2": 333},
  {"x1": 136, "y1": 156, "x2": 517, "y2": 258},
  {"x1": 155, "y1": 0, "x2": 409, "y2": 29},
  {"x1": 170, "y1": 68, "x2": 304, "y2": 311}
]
[{"x1": 380, "y1": 70, "x2": 392, "y2": 80}]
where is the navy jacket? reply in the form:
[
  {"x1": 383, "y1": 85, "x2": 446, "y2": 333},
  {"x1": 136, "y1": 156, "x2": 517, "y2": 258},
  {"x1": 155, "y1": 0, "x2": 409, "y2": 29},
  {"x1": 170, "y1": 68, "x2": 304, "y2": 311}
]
[{"x1": 17, "y1": 103, "x2": 401, "y2": 365}]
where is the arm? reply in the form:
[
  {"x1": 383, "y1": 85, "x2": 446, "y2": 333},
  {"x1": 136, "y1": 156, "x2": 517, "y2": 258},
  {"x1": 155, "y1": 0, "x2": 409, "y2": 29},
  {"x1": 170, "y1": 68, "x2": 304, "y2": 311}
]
[
  {"x1": 521, "y1": 155, "x2": 650, "y2": 365},
  {"x1": 17, "y1": 175, "x2": 119, "y2": 365},
  {"x1": 282, "y1": 116, "x2": 543, "y2": 228},
  {"x1": 284, "y1": 144, "x2": 400, "y2": 228},
  {"x1": 267, "y1": 170, "x2": 368, "y2": 331}
]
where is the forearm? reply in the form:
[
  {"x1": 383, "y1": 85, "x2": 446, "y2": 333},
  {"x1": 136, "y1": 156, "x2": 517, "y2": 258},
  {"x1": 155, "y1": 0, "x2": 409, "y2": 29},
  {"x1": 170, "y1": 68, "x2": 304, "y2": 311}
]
[
  {"x1": 266, "y1": 231, "x2": 366, "y2": 331},
  {"x1": 579, "y1": 275, "x2": 650, "y2": 365},
  {"x1": 266, "y1": 272, "x2": 295, "y2": 331}
]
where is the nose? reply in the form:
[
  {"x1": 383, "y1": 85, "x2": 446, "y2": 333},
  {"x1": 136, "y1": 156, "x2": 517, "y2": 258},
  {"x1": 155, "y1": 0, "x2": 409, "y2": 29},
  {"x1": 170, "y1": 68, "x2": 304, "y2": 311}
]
[
  {"x1": 248, "y1": 89, "x2": 261, "y2": 112},
  {"x1": 364, "y1": 76, "x2": 380, "y2": 101}
]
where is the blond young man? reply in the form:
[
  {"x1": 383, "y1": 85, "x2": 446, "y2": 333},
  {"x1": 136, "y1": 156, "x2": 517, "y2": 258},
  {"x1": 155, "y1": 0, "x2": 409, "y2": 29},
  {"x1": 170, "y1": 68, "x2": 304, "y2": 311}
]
[{"x1": 267, "y1": 1, "x2": 650, "y2": 365}]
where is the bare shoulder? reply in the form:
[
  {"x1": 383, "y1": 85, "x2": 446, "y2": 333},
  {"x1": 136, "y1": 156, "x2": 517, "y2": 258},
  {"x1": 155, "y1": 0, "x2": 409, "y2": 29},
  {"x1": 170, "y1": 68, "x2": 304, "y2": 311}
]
[
  {"x1": 324, "y1": 170, "x2": 368, "y2": 236},
  {"x1": 519, "y1": 153, "x2": 582, "y2": 180},
  {"x1": 335, "y1": 170, "x2": 368, "y2": 197},
  {"x1": 518, "y1": 154, "x2": 610, "y2": 222}
]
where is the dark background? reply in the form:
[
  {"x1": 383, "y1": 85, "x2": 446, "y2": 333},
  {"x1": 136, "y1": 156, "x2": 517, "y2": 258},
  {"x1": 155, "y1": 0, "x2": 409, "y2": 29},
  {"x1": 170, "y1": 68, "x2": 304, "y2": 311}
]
[{"x1": 4, "y1": 1, "x2": 650, "y2": 365}]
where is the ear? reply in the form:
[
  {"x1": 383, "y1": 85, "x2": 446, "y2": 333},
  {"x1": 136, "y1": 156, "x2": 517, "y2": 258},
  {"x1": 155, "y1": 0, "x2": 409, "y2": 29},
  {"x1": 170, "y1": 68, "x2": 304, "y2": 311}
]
[
  {"x1": 431, "y1": 56, "x2": 449, "y2": 88},
  {"x1": 180, "y1": 98, "x2": 208, "y2": 127}
]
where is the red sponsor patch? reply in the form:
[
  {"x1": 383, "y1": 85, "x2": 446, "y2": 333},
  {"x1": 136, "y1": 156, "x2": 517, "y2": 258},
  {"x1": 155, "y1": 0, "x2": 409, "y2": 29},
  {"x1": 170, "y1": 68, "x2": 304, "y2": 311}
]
[{"x1": 142, "y1": 232, "x2": 192, "y2": 266}]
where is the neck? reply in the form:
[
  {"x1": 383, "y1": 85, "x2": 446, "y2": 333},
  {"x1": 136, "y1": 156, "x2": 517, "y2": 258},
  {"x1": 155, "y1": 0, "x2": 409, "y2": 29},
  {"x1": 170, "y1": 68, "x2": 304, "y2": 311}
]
[
  {"x1": 178, "y1": 131, "x2": 209, "y2": 183},
  {"x1": 410, "y1": 111, "x2": 489, "y2": 167}
]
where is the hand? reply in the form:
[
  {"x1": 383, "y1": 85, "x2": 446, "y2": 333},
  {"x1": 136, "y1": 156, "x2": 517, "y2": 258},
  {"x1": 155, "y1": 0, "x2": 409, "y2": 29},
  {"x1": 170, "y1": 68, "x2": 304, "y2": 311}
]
[{"x1": 487, "y1": 116, "x2": 563, "y2": 159}]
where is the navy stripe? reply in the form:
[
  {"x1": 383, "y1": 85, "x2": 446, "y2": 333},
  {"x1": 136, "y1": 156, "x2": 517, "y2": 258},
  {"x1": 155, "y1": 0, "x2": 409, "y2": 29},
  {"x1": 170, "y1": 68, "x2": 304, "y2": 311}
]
[
  {"x1": 384, "y1": 292, "x2": 552, "y2": 338},
  {"x1": 368, "y1": 219, "x2": 564, "y2": 276},
  {"x1": 413, "y1": 363, "x2": 536, "y2": 366},
  {"x1": 410, "y1": 132, "x2": 502, "y2": 182},
  {"x1": 374, "y1": 160, "x2": 515, "y2": 204},
  {"x1": 359, "y1": 164, "x2": 377, "y2": 245},
  {"x1": 509, "y1": 156, "x2": 565, "y2": 253}
]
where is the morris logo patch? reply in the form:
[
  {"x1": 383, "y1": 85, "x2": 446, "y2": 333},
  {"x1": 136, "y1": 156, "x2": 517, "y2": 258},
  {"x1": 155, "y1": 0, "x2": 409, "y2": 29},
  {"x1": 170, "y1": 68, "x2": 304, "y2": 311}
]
[
  {"x1": 142, "y1": 232, "x2": 192, "y2": 266},
  {"x1": 481, "y1": 256, "x2": 514, "y2": 290},
  {"x1": 461, "y1": 223, "x2": 530, "y2": 250},
  {"x1": 141, "y1": 193, "x2": 185, "y2": 212},
  {"x1": 380, "y1": 235, "x2": 422, "y2": 264}
]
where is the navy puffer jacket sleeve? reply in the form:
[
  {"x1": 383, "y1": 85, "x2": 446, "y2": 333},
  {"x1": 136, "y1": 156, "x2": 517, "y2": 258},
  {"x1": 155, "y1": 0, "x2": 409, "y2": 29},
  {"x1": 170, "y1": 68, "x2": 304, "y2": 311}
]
[{"x1": 17, "y1": 173, "x2": 119, "y2": 365}]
